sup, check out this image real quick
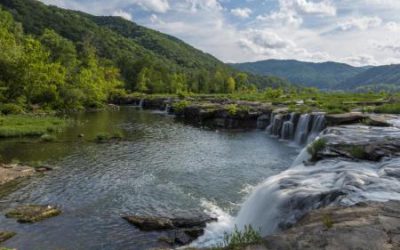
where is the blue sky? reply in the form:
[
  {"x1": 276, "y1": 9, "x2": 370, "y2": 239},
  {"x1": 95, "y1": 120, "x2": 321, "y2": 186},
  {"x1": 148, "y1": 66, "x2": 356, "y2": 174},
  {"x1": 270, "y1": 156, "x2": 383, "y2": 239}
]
[{"x1": 40, "y1": 0, "x2": 400, "y2": 66}]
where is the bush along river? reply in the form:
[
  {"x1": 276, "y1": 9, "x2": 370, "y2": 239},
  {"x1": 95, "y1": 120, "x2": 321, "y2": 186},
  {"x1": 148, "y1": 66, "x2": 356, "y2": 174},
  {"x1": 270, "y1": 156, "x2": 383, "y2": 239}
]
[{"x1": 1, "y1": 99, "x2": 400, "y2": 249}]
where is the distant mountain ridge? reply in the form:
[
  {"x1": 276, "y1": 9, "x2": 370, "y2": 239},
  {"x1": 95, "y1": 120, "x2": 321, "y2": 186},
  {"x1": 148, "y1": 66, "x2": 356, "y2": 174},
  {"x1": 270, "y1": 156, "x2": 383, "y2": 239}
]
[{"x1": 230, "y1": 59, "x2": 400, "y2": 90}]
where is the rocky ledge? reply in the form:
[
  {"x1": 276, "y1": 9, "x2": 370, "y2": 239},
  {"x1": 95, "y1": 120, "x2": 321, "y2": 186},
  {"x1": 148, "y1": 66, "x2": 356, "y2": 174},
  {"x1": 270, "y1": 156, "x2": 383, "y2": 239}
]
[
  {"x1": 313, "y1": 125, "x2": 400, "y2": 161},
  {"x1": 0, "y1": 164, "x2": 36, "y2": 199},
  {"x1": 247, "y1": 200, "x2": 400, "y2": 250},
  {"x1": 0, "y1": 231, "x2": 16, "y2": 243},
  {"x1": 123, "y1": 215, "x2": 216, "y2": 246}
]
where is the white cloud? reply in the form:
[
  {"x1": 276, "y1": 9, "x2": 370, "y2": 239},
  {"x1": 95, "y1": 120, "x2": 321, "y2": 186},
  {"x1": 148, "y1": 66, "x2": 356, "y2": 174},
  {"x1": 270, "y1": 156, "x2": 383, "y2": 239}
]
[
  {"x1": 281, "y1": 0, "x2": 336, "y2": 16},
  {"x1": 231, "y1": 8, "x2": 252, "y2": 19},
  {"x1": 112, "y1": 10, "x2": 133, "y2": 20},
  {"x1": 38, "y1": 0, "x2": 400, "y2": 66},
  {"x1": 338, "y1": 16, "x2": 382, "y2": 31}
]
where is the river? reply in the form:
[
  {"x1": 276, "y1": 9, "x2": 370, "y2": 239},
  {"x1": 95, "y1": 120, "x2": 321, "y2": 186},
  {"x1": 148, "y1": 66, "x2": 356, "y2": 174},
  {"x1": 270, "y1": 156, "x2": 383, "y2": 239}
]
[{"x1": 0, "y1": 107, "x2": 298, "y2": 250}]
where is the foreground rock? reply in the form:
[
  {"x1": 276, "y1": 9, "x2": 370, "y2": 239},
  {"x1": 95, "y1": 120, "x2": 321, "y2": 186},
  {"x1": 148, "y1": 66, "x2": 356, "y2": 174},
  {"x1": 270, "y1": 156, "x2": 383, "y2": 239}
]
[
  {"x1": 262, "y1": 200, "x2": 400, "y2": 250},
  {"x1": 0, "y1": 231, "x2": 16, "y2": 243},
  {"x1": 123, "y1": 215, "x2": 216, "y2": 246},
  {"x1": 5, "y1": 205, "x2": 61, "y2": 223},
  {"x1": 0, "y1": 164, "x2": 35, "y2": 198}
]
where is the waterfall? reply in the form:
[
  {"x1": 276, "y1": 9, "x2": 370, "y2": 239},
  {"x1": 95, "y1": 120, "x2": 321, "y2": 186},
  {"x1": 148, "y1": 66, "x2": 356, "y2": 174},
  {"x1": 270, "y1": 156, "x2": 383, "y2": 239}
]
[
  {"x1": 266, "y1": 113, "x2": 275, "y2": 134},
  {"x1": 281, "y1": 113, "x2": 296, "y2": 140},
  {"x1": 164, "y1": 104, "x2": 171, "y2": 114},
  {"x1": 308, "y1": 114, "x2": 326, "y2": 143},
  {"x1": 293, "y1": 114, "x2": 311, "y2": 145},
  {"x1": 234, "y1": 156, "x2": 400, "y2": 235},
  {"x1": 138, "y1": 98, "x2": 144, "y2": 108}
]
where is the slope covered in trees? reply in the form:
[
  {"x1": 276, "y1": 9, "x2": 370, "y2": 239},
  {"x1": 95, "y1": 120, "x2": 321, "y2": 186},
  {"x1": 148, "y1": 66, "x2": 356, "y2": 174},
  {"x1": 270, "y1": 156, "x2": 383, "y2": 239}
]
[
  {"x1": 230, "y1": 59, "x2": 369, "y2": 89},
  {"x1": 0, "y1": 8, "x2": 122, "y2": 112},
  {"x1": 0, "y1": 0, "x2": 289, "y2": 97},
  {"x1": 338, "y1": 64, "x2": 400, "y2": 91}
]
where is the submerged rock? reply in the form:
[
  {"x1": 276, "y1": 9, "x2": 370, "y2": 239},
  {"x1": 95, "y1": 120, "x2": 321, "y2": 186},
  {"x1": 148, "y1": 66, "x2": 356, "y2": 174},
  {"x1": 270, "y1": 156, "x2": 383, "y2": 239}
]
[
  {"x1": 5, "y1": 205, "x2": 61, "y2": 223},
  {"x1": 0, "y1": 231, "x2": 16, "y2": 243}
]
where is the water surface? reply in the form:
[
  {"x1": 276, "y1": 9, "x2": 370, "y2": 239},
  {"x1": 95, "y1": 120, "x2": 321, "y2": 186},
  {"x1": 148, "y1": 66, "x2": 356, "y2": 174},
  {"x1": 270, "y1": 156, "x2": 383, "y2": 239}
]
[{"x1": 0, "y1": 107, "x2": 297, "y2": 250}]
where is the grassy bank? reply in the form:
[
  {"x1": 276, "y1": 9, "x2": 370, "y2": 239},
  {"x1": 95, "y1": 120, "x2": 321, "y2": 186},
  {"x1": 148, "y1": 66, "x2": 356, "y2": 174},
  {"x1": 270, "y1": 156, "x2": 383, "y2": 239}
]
[
  {"x1": 0, "y1": 115, "x2": 68, "y2": 138},
  {"x1": 118, "y1": 90, "x2": 400, "y2": 115}
]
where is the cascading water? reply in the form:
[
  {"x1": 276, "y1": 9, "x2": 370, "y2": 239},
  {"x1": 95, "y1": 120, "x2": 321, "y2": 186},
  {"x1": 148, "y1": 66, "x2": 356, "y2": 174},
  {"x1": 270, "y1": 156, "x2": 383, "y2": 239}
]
[
  {"x1": 138, "y1": 98, "x2": 144, "y2": 108},
  {"x1": 294, "y1": 114, "x2": 311, "y2": 145},
  {"x1": 308, "y1": 114, "x2": 326, "y2": 143},
  {"x1": 281, "y1": 113, "x2": 296, "y2": 140},
  {"x1": 194, "y1": 124, "x2": 400, "y2": 247},
  {"x1": 266, "y1": 113, "x2": 275, "y2": 134}
]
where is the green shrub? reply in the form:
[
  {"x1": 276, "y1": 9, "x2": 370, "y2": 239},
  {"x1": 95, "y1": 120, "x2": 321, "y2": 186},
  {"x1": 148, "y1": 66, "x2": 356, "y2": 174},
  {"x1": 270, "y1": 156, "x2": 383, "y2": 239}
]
[
  {"x1": 226, "y1": 104, "x2": 238, "y2": 116},
  {"x1": 0, "y1": 103, "x2": 24, "y2": 115},
  {"x1": 307, "y1": 138, "x2": 327, "y2": 161},
  {"x1": 222, "y1": 225, "x2": 262, "y2": 248},
  {"x1": 172, "y1": 100, "x2": 190, "y2": 113}
]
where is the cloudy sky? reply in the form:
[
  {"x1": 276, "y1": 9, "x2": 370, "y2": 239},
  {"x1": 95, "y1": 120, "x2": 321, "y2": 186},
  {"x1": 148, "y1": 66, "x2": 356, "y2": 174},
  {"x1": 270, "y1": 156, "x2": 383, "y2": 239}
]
[{"x1": 39, "y1": 0, "x2": 400, "y2": 66}]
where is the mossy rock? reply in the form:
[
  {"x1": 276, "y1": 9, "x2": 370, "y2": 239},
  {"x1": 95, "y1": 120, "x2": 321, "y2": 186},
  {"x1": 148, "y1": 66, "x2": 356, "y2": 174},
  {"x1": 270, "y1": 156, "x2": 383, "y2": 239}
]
[
  {"x1": 5, "y1": 205, "x2": 61, "y2": 223},
  {"x1": 0, "y1": 231, "x2": 16, "y2": 243}
]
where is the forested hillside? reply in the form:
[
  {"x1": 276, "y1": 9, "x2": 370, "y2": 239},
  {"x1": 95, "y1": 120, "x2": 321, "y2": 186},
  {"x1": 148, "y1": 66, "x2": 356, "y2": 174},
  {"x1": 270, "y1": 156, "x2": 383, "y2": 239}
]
[
  {"x1": 338, "y1": 64, "x2": 400, "y2": 91},
  {"x1": 0, "y1": 8, "x2": 122, "y2": 112},
  {"x1": 230, "y1": 59, "x2": 368, "y2": 89},
  {"x1": 0, "y1": 0, "x2": 288, "y2": 99}
]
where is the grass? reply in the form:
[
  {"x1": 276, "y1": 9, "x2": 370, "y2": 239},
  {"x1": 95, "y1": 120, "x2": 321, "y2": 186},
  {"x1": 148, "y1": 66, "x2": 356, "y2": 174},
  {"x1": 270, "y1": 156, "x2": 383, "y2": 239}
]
[
  {"x1": 210, "y1": 225, "x2": 263, "y2": 250},
  {"x1": 322, "y1": 214, "x2": 334, "y2": 229},
  {"x1": 0, "y1": 115, "x2": 68, "y2": 138},
  {"x1": 95, "y1": 131, "x2": 124, "y2": 143},
  {"x1": 348, "y1": 146, "x2": 368, "y2": 159},
  {"x1": 307, "y1": 138, "x2": 327, "y2": 161},
  {"x1": 374, "y1": 103, "x2": 400, "y2": 114},
  {"x1": 125, "y1": 90, "x2": 399, "y2": 115}
]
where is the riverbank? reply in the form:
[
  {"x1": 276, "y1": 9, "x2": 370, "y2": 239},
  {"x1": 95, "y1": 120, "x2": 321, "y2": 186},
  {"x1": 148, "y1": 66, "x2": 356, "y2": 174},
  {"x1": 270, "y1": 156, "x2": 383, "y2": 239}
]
[{"x1": 0, "y1": 115, "x2": 68, "y2": 139}]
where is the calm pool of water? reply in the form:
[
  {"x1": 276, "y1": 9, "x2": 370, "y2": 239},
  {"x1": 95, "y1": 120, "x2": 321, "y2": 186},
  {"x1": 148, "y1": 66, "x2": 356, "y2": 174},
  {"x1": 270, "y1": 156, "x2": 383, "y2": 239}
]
[{"x1": 0, "y1": 107, "x2": 297, "y2": 250}]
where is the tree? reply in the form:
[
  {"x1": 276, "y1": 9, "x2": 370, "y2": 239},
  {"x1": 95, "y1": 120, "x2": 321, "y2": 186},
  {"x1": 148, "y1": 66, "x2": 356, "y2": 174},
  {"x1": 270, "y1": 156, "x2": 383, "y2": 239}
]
[{"x1": 226, "y1": 77, "x2": 236, "y2": 93}]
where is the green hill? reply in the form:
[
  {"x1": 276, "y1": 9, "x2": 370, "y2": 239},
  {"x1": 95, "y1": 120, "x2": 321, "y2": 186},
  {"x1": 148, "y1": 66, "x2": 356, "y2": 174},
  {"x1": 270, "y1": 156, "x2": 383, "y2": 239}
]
[
  {"x1": 230, "y1": 59, "x2": 369, "y2": 89},
  {"x1": 0, "y1": 0, "x2": 289, "y2": 93},
  {"x1": 338, "y1": 64, "x2": 400, "y2": 91}
]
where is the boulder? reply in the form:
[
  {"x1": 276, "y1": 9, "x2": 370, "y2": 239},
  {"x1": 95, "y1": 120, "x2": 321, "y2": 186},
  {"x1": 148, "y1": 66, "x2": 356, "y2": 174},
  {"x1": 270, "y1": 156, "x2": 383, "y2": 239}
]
[
  {"x1": 5, "y1": 204, "x2": 61, "y2": 223},
  {"x1": 123, "y1": 216, "x2": 174, "y2": 231}
]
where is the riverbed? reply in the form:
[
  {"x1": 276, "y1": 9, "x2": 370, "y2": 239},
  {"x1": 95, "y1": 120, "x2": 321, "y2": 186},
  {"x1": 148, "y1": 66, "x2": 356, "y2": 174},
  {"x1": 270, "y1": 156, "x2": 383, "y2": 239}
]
[{"x1": 0, "y1": 107, "x2": 298, "y2": 249}]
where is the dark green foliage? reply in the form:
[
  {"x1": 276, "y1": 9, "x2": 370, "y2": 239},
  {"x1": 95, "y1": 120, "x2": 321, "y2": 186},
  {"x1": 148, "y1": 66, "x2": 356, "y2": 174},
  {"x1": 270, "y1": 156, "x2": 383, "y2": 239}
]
[{"x1": 231, "y1": 59, "x2": 368, "y2": 89}]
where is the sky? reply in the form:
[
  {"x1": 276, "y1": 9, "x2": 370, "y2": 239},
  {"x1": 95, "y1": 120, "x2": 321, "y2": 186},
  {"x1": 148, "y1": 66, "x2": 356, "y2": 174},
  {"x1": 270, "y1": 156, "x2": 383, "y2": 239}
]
[{"x1": 39, "y1": 0, "x2": 400, "y2": 66}]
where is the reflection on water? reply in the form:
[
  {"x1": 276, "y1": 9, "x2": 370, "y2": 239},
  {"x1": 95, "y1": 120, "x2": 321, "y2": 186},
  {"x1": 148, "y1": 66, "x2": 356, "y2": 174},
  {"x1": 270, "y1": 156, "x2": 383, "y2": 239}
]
[{"x1": 0, "y1": 107, "x2": 297, "y2": 250}]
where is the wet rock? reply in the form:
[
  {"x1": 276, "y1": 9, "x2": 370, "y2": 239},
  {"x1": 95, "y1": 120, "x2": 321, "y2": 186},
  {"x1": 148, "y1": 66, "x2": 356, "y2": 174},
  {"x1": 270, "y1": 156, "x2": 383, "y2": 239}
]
[
  {"x1": 124, "y1": 215, "x2": 216, "y2": 247},
  {"x1": 6, "y1": 204, "x2": 61, "y2": 223},
  {"x1": 326, "y1": 113, "x2": 366, "y2": 126},
  {"x1": 264, "y1": 201, "x2": 400, "y2": 250},
  {"x1": 0, "y1": 231, "x2": 16, "y2": 243},
  {"x1": 123, "y1": 216, "x2": 174, "y2": 231},
  {"x1": 123, "y1": 215, "x2": 216, "y2": 231},
  {"x1": 316, "y1": 125, "x2": 400, "y2": 161}
]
